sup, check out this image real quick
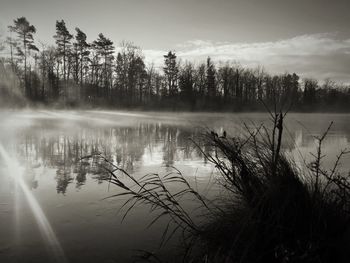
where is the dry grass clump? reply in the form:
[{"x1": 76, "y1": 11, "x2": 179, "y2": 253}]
[{"x1": 85, "y1": 111, "x2": 350, "y2": 262}]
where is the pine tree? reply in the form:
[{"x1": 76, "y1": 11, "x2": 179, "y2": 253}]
[
  {"x1": 54, "y1": 20, "x2": 73, "y2": 100},
  {"x1": 74, "y1": 28, "x2": 90, "y2": 99},
  {"x1": 8, "y1": 17, "x2": 38, "y2": 97},
  {"x1": 92, "y1": 33, "x2": 115, "y2": 98},
  {"x1": 163, "y1": 51, "x2": 178, "y2": 97}
]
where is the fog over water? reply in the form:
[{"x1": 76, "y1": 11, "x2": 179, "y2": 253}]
[{"x1": 0, "y1": 110, "x2": 349, "y2": 262}]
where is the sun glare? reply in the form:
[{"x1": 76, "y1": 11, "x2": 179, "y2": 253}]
[{"x1": 0, "y1": 144, "x2": 67, "y2": 263}]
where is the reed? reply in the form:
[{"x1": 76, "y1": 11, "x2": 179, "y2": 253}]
[{"x1": 86, "y1": 110, "x2": 350, "y2": 262}]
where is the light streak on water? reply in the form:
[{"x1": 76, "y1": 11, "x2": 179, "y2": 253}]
[
  {"x1": 14, "y1": 172, "x2": 21, "y2": 245},
  {"x1": 0, "y1": 144, "x2": 67, "y2": 263}
]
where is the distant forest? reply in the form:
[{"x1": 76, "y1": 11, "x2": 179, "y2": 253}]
[{"x1": 0, "y1": 17, "x2": 349, "y2": 111}]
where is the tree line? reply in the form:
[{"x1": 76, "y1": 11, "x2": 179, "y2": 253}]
[{"x1": 0, "y1": 16, "x2": 349, "y2": 111}]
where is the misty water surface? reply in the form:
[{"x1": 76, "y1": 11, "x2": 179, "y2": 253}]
[{"x1": 0, "y1": 110, "x2": 349, "y2": 263}]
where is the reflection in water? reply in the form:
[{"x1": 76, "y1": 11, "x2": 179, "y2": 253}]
[
  {"x1": 22, "y1": 169, "x2": 39, "y2": 190},
  {"x1": 8, "y1": 119, "x2": 350, "y2": 194},
  {"x1": 75, "y1": 172, "x2": 86, "y2": 189},
  {"x1": 15, "y1": 123, "x2": 209, "y2": 193},
  {"x1": 55, "y1": 170, "x2": 74, "y2": 194},
  {"x1": 0, "y1": 144, "x2": 67, "y2": 263},
  {"x1": 0, "y1": 111, "x2": 349, "y2": 262}
]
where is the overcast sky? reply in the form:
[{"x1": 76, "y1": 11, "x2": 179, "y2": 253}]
[{"x1": 0, "y1": 0, "x2": 349, "y2": 83}]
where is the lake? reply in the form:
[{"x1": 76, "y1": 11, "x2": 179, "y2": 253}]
[{"x1": 0, "y1": 110, "x2": 349, "y2": 263}]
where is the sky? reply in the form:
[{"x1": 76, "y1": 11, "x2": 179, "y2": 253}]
[{"x1": 0, "y1": 0, "x2": 349, "y2": 83}]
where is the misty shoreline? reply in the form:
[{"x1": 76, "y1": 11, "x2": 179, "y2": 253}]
[{"x1": 1, "y1": 104, "x2": 350, "y2": 114}]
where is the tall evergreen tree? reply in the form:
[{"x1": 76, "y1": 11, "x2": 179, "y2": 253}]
[
  {"x1": 8, "y1": 17, "x2": 38, "y2": 97},
  {"x1": 163, "y1": 51, "x2": 178, "y2": 97},
  {"x1": 92, "y1": 33, "x2": 115, "y2": 98},
  {"x1": 74, "y1": 28, "x2": 90, "y2": 98},
  {"x1": 54, "y1": 20, "x2": 73, "y2": 99}
]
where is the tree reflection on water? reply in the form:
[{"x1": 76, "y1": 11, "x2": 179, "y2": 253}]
[
  {"x1": 16, "y1": 123, "x2": 211, "y2": 193},
  {"x1": 13, "y1": 114, "x2": 349, "y2": 197}
]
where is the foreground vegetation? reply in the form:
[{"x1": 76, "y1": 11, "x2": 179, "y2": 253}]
[
  {"x1": 1, "y1": 17, "x2": 350, "y2": 111},
  {"x1": 87, "y1": 108, "x2": 350, "y2": 262}
]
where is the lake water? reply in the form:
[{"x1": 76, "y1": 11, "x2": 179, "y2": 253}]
[{"x1": 0, "y1": 110, "x2": 349, "y2": 263}]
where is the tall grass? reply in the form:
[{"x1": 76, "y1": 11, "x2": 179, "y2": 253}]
[
  {"x1": 190, "y1": 121, "x2": 350, "y2": 262},
  {"x1": 86, "y1": 111, "x2": 350, "y2": 262}
]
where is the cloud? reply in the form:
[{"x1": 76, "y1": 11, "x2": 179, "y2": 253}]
[{"x1": 144, "y1": 33, "x2": 350, "y2": 84}]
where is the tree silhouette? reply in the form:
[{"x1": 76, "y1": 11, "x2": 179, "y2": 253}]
[
  {"x1": 8, "y1": 17, "x2": 38, "y2": 97},
  {"x1": 74, "y1": 27, "x2": 90, "y2": 99},
  {"x1": 1, "y1": 16, "x2": 350, "y2": 111},
  {"x1": 163, "y1": 51, "x2": 178, "y2": 97},
  {"x1": 92, "y1": 33, "x2": 114, "y2": 99},
  {"x1": 54, "y1": 20, "x2": 73, "y2": 100}
]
